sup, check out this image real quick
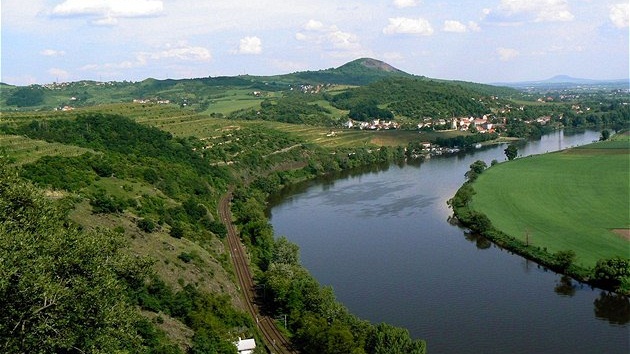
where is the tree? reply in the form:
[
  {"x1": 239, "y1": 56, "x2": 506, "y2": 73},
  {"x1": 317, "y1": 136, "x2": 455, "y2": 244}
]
[
  {"x1": 554, "y1": 250, "x2": 576, "y2": 270},
  {"x1": 592, "y1": 257, "x2": 630, "y2": 290},
  {"x1": 465, "y1": 160, "x2": 487, "y2": 181},
  {"x1": 0, "y1": 162, "x2": 151, "y2": 352},
  {"x1": 504, "y1": 144, "x2": 518, "y2": 161},
  {"x1": 600, "y1": 129, "x2": 610, "y2": 141},
  {"x1": 6, "y1": 87, "x2": 45, "y2": 107},
  {"x1": 366, "y1": 323, "x2": 426, "y2": 354}
]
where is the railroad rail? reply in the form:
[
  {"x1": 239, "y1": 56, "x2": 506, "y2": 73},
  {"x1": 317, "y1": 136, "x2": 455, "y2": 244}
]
[{"x1": 219, "y1": 191, "x2": 296, "y2": 354}]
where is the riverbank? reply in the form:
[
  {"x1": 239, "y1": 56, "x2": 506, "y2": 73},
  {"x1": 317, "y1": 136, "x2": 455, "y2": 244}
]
[{"x1": 450, "y1": 134, "x2": 630, "y2": 294}]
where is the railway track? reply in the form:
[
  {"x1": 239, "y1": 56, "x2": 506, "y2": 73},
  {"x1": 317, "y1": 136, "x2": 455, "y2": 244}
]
[{"x1": 219, "y1": 191, "x2": 296, "y2": 354}]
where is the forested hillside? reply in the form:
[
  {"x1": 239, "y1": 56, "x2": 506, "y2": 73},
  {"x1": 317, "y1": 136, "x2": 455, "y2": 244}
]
[{"x1": 1, "y1": 57, "x2": 628, "y2": 353}]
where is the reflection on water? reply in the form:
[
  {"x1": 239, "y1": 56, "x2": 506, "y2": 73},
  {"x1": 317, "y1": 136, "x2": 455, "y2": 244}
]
[
  {"x1": 594, "y1": 292, "x2": 630, "y2": 325},
  {"x1": 554, "y1": 275, "x2": 578, "y2": 297}
]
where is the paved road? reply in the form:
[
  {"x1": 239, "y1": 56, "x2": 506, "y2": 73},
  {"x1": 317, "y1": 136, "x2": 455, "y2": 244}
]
[{"x1": 219, "y1": 191, "x2": 296, "y2": 354}]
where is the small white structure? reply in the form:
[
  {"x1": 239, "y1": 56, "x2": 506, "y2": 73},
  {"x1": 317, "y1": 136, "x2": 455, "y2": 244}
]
[{"x1": 235, "y1": 337, "x2": 256, "y2": 354}]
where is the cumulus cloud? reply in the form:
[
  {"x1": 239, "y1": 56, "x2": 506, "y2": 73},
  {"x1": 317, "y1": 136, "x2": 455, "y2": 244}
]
[
  {"x1": 81, "y1": 43, "x2": 211, "y2": 72},
  {"x1": 383, "y1": 17, "x2": 434, "y2": 35},
  {"x1": 609, "y1": 3, "x2": 629, "y2": 29},
  {"x1": 467, "y1": 21, "x2": 481, "y2": 32},
  {"x1": 296, "y1": 20, "x2": 365, "y2": 55},
  {"x1": 235, "y1": 36, "x2": 263, "y2": 55},
  {"x1": 443, "y1": 20, "x2": 467, "y2": 33},
  {"x1": 304, "y1": 19, "x2": 325, "y2": 31},
  {"x1": 142, "y1": 44, "x2": 212, "y2": 62},
  {"x1": 51, "y1": 0, "x2": 163, "y2": 25},
  {"x1": 497, "y1": 47, "x2": 520, "y2": 61},
  {"x1": 498, "y1": 0, "x2": 574, "y2": 22},
  {"x1": 41, "y1": 49, "x2": 66, "y2": 57},
  {"x1": 393, "y1": 0, "x2": 419, "y2": 8}
]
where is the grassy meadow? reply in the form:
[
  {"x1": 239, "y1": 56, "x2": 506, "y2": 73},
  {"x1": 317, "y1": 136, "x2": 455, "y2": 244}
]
[{"x1": 470, "y1": 135, "x2": 630, "y2": 267}]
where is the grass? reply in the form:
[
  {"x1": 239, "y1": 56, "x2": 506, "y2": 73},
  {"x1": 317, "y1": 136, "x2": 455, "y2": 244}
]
[
  {"x1": 0, "y1": 134, "x2": 94, "y2": 165},
  {"x1": 470, "y1": 136, "x2": 630, "y2": 267}
]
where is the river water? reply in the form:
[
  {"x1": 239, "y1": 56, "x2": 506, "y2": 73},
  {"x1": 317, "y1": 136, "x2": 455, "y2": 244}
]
[{"x1": 267, "y1": 130, "x2": 630, "y2": 354}]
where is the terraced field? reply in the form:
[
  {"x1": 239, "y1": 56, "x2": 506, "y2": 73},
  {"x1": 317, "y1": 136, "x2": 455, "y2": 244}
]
[{"x1": 0, "y1": 134, "x2": 93, "y2": 165}]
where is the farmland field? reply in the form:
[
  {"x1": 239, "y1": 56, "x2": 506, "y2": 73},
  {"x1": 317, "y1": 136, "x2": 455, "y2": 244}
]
[{"x1": 470, "y1": 135, "x2": 630, "y2": 267}]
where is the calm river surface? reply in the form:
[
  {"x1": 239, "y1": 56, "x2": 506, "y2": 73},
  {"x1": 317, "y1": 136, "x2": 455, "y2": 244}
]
[{"x1": 268, "y1": 130, "x2": 629, "y2": 354}]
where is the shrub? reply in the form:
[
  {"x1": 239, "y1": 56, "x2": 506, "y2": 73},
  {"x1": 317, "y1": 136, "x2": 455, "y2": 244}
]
[{"x1": 137, "y1": 218, "x2": 157, "y2": 233}]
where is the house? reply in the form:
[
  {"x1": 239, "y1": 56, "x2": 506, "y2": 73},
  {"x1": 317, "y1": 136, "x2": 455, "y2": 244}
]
[{"x1": 234, "y1": 337, "x2": 256, "y2": 354}]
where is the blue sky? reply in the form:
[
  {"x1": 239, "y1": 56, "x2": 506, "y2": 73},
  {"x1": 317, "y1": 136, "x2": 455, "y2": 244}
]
[{"x1": 1, "y1": 0, "x2": 628, "y2": 85}]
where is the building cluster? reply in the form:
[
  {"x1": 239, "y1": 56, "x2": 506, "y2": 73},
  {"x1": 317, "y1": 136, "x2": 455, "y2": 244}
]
[
  {"x1": 343, "y1": 118, "x2": 400, "y2": 130},
  {"x1": 132, "y1": 98, "x2": 171, "y2": 104}
]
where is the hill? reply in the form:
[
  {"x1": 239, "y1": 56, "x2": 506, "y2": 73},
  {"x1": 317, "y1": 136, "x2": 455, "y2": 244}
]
[{"x1": 279, "y1": 58, "x2": 414, "y2": 85}]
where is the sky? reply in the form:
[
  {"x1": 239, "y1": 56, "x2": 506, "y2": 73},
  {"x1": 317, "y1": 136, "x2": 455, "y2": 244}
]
[{"x1": 1, "y1": 0, "x2": 628, "y2": 86}]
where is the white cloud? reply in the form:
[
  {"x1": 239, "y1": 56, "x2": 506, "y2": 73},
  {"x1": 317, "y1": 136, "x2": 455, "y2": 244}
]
[
  {"x1": 393, "y1": 0, "x2": 419, "y2": 9},
  {"x1": 143, "y1": 45, "x2": 212, "y2": 62},
  {"x1": 609, "y1": 3, "x2": 629, "y2": 29},
  {"x1": 297, "y1": 20, "x2": 366, "y2": 56},
  {"x1": 467, "y1": 21, "x2": 481, "y2": 32},
  {"x1": 497, "y1": 47, "x2": 520, "y2": 61},
  {"x1": 443, "y1": 20, "x2": 467, "y2": 33},
  {"x1": 383, "y1": 17, "x2": 434, "y2": 35},
  {"x1": 499, "y1": 0, "x2": 574, "y2": 22},
  {"x1": 304, "y1": 19, "x2": 325, "y2": 31},
  {"x1": 51, "y1": 0, "x2": 163, "y2": 25},
  {"x1": 52, "y1": 0, "x2": 163, "y2": 17},
  {"x1": 81, "y1": 43, "x2": 211, "y2": 72},
  {"x1": 91, "y1": 16, "x2": 118, "y2": 26},
  {"x1": 41, "y1": 49, "x2": 66, "y2": 57},
  {"x1": 327, "y1": 30, "x2": 361, "y2": 51},
  {"x1": 235, "y1": 36, "x2": 263, "y2": 55}
]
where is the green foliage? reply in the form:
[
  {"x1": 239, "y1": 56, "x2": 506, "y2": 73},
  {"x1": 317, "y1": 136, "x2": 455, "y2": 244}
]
[
  {"x1": 434, "y1": 132, "x2": 498, "y2": 149},
  {"x1": 0, "y1": 162, "x2": 153, "y2": 352},
  {"x1": 286, "y1": 58, "x2": 412, "y2": 85},
  {"x1": 366, "y1": 323, "x2": 427, "y2": 354},
  {"x1": 592, "y1": 258, "x2": 630, "y2": 290},
  {"x1": 504, "y1": 144, "x2": 518, "y2": 161},
  {"x1": 554, "y1": 250, "x2": 576, "y2": 270},
  {"x1": 20, "y1": 154, "x2": 97, "y2": 191},
  {"x1": 464, "y1": 160, "x2": 487, "y2": 181},
  {"x1": 131, "y1": 278, "x2": 249, "y2": 354},
  {"x1": 178, "y1": 252, "x2": 194, "y2": 263},
  {"x1": 90, "y1": 188, "x2": 127, "y2": 214},
  {"x1": 6, "y1": 86, "x2": 45, "y2": 107},
  {"x1": 137, "y1": 218, "x2": 157, "y2": 233},
  {"x1": 330, "y1": 77, "x2": 491, "y2": 119},
  {"x1": 231, "y1": 95, "x2": 334, "y2": 125}
]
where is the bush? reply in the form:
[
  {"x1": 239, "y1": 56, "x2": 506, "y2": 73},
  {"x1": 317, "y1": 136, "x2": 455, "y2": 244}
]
[
  {"x1": 178, "y1": 252, "x2": 193, "y2": 263},
  {"x1": 137, "y1": 218, "x2": 157, "y2": 233},
  {"x1": 90, "y1": 190, "x2": 126, "y2": 214},
  {"x1": 170, "y1": 223, "x2": 185, "y2": 239}
]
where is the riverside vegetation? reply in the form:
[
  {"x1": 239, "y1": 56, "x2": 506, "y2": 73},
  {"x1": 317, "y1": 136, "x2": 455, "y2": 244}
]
[
  {"x1": 1, "y1": 58, "x2": 628, "y2": 353},
  {"x1": 449, "y1": 132, "x2": 630, "y2": 294}
]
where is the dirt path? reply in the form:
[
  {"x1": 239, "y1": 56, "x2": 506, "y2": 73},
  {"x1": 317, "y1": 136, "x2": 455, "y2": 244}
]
[{"x1": 219, "y1": 190, "x2": 296, "y2": 354}]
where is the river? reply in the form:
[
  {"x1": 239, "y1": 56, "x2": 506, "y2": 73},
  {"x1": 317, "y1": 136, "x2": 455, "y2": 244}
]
[{"x1": 267, "y1": 129, "x2": 629, "y2": 354}]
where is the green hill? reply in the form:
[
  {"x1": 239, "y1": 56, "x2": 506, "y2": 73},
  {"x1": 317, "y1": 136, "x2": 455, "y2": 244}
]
[{"x1": 280, "y1": 57, "x2": 413, "y2": 85}]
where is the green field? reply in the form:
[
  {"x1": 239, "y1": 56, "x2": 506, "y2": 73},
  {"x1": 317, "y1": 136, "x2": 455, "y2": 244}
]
[{"x1": 470, "y1": 137, "x2": 630, "y2": 267}]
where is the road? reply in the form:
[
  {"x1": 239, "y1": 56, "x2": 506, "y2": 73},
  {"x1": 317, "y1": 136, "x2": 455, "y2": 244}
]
[{"x1": 218, "y1": 190, "x2": 296, "y2": 354}]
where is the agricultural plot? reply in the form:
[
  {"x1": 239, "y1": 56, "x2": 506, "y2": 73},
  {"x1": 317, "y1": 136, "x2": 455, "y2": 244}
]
[
  {"x1": 470, "y1": 137, "x2": 630, "y2": 267},
  {"x1": 0, "y1": 134, "x2": 93, "y2": 166}
]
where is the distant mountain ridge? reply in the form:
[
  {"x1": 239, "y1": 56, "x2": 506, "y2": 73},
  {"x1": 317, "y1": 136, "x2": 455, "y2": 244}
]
[{"x1": 495, "y1": 75, "x2": 629, "y2": 88}]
